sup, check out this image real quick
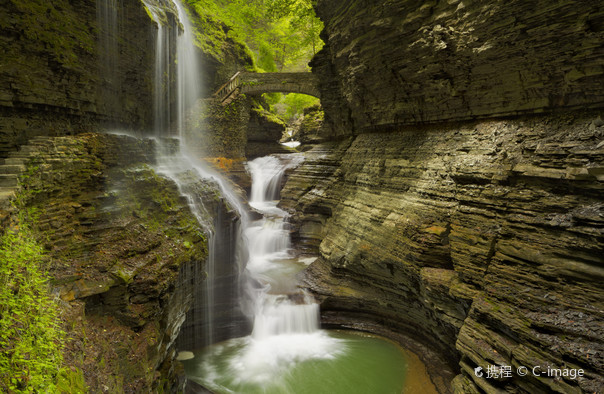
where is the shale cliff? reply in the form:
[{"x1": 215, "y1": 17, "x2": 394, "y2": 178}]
[
  {"x1": 0, "y1": 133, "x2": 219, "y2": 391},
  {"x1": 0, "y1": 0, "x2": 155, "y2": 155},
  {"x1": 312, "y1": 0, "x2": 604, "y2": 138},
  {"x1": 282, "y1": 1, "x2": 604, "y2": 392}
]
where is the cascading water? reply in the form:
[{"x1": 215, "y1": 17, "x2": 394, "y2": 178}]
[
  {"x1": 181, "y1": 154, "x2": 352, "y2": 391},
  {"x1": 96, "y1": 0, "x2": 122, "y2": 123},
  {"x1": 97, "y1": 0, "x2": 432, "y2": 391},
  {"x1": 244, "y1": 154, "x2": 323, "y2": 338},
  {"x1": 140, "y1": 0, "x2": 251, "y2": 352},
  {"x1": 182, "y1": 154, "x2": 431, "y2": 394}
]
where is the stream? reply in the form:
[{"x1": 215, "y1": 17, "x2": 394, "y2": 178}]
[
  {"x1": 181, "y1": 154, "x2": 436, "y2": 394},
  {"x1": 130, "y1": 1, "x2": 436, "y2": 391}
]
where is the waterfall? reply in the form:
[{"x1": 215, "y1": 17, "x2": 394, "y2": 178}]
[
  {"x1": 243, "y1": 154, "x2": 333, "y2": 342},
  {"x1": 173, "y1": 0, "x2": 200, "y2": 139},
  {"x1": 104, "y1": 0, "x2": 339, "y2": 376},
  {"x1": 248, "y1": 156, "x2": 288, "y2": 206},
  {"x1": 187, "y1": 153, "x2": 346, "y2": 388},
  {"x1": 141, "y1": 0, "x2": 251, "y2": 351},
  {"x1": 96, "y1": 0, "x2": 121, "y2": 123},
  {"x1": 153, "y1": 17, "x2": 170, "y2": 136},
  {"x1": 142, "y1": 0, "x2": 172, "y2": 135}
]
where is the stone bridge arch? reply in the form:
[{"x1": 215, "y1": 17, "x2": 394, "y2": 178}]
[{"x1": 214, "y1": 72, "x2": 320, "y2": 105}]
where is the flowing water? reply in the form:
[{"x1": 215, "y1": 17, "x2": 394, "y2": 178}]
[
  {"x1": 142, "y1": 0, "x2": 250, "y2": 351},
  {"x1": 182, "y1": 155, "x2": 436, "y2": 393},
  {"x1": 96, "y1": 0, "x2": 122, "y2": 124},
  {"x1": 103, "y1": 0, "x2": 435, "y2": 390}
]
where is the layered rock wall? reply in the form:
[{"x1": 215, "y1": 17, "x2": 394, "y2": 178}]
[
  {"x1": 284, "y1": 113, "x2": 604, "y2": 392},
  {"x1": 0, "y1": 0, "x2": 157, "y2": 156},
  {"x1": 312, "y1": 0, "x2": 604, "y2": 137},
  {"x1": 283, "y1": 0, "x2": 604, "y2": 392},
  {"x1": 2, "y1": 133, "x2": 216, "y2": 391}
]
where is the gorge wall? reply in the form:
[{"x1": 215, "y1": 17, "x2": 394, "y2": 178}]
[
  {"x1": 0, "y1": 0, "x2": 253, "y2": 158},
  {"x1": 0, "y1": 133, "x2": 223, "y2": 391},
  {"x1": 282, "y1": 0, "x2": 604, "y2": 392},
  {"x1": 312, "y1": 0, "x2": 604, "y2": 139},
  {"x1": 0, "y1": 0, "x2": 156, "y2": 156}
]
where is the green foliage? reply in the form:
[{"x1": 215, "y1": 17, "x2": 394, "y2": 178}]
[
  {"x1": 0, "y1": 227, "x2": 65, "y2": 392},
  {"x1": 283, "y1": 93, "x2": 320, "y2": 120},
  {"x1": 56, "y1": 367, "x2": 87, "y2": 393},
  {"x1": 265, "y1": 93, "x2": 320, "y2": 121},
  {"x1": 186, "y1": 0, "x2": 323, "y2": 72}
]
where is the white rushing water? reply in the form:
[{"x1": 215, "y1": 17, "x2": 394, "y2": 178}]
[
  {"x1": 141, "y1": 0, "x2": 250, "y2": 351},
  {"x1": 116, "y1": 0, "x2": 343, "y2": 381},
  {"x1": 228, "y1": 154, "x2": 344, "y2": 385},
  {"x1": 96, "y1": 0, "x2": 122, "y2": 123},
  {"x1": 173, "y1": 0, "x2": 200, "y2": 139}
]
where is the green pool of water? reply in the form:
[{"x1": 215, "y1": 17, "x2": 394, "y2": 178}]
[{"x1": 183, "y1": 330, "x2": 421, "y2": 394}]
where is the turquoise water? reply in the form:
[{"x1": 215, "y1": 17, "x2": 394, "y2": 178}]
[{"x1": 183, "y1": 331, "x2": 413, "y2": 394}]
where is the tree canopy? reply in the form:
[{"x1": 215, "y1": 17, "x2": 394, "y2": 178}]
[{"x1": 188, "y1": 0, "x2": 323, "y2": 72}]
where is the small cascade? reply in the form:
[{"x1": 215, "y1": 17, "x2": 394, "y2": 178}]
[
  {"x1": 182, "y1": 154, "x2": 347, "y2": 391},
  {"x1": 239, "y1": 154, "x2": 343, "y2": 371},
  {"x1": 155, "y1": 157, "x2": 250, "y2": 351},
  {"x1": 251, "y1": 294, "x2": 320, "y2": 339},
  {"x1": 244, "y1": 154, "x2": 304, "y2": 290},
  {"x1": 248, "y1": 155, "x2": 288, "y2": 207}
]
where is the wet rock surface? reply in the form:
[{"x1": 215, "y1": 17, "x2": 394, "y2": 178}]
[
  {"x1": 0, "y1": 0, "x2": 156, "y2": 156},
  {"x1": 4, "y1": 133, "x2": 216, "y2": 392},
  {"x1": 283, "y1": 112, "x2": 604, "y2": 392}
]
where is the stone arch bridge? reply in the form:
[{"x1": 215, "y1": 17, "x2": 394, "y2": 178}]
[{"x1": 214, "y1": 72, "x2": 320, "y2": 105}]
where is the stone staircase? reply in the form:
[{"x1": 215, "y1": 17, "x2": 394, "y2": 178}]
[{"x1": 0, "y1": 137, "x2": 53, "y2": 217}]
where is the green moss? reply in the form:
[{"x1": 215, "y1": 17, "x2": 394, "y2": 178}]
[
  {"x1": 4, "y1": 0, "x2": 95, "y2": 69},
  {"x1": 114, "y1": 165, "x2": 207, "y2": 257}
]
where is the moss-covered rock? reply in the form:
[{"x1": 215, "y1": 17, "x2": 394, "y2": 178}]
[
  {"x1": 0, "y1": 0, "x2": 156, "y2": 156},
  {"x1": 4, "y1": 133, "x2": 214, "y2": 392}
]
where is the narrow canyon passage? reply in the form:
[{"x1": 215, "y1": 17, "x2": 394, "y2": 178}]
[
  {"x1": 181, "y1": 153, "x2": 436, "y2": 393},
  {"x1": 0, "y1": 0, "x2": 602, "y2": 392}
]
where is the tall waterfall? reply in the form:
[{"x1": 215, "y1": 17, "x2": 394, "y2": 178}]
[
  {"x1": 116, "y1": 0, "x2": 339, "y2": 374},
  {"x1": 142, "y1": 0, "x2": 251, "y2": 351},
  {"x1": 96, "y1": 0, "x2": 121, "y2": 124},
  {"x1": 173, "y1": 0, "x2": 201, "y2": 139}
]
